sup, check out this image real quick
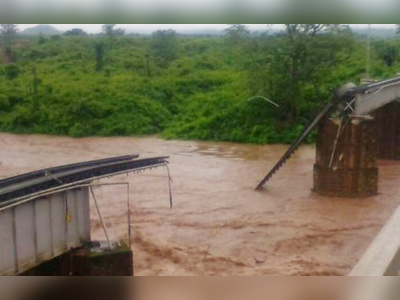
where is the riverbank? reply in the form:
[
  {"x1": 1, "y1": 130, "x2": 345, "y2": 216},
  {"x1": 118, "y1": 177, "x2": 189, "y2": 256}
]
[{"x1": 1, "y1": 133, "x2": 400, "y2": 275}]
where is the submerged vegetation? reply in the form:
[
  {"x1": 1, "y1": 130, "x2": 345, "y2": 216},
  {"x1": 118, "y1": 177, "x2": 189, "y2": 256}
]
[{"x1": 1, "y1": 24, "x2": 400, "y2": 143}]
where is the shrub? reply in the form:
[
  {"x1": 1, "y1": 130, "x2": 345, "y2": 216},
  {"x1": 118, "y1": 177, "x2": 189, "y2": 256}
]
[{"x1": 4, "y1": 64, "x2": 19, "y2": 80}]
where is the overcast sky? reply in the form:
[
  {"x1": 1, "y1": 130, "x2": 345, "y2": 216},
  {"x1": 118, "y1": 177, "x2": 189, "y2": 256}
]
[{"x1": 18, "y1": 24, "x2": 396, "y2": 34}]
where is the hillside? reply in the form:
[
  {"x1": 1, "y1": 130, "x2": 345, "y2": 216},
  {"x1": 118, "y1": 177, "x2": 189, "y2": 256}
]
[
  {"x1": 20, "y1": 25, "x2": 63, "y2": 36},
  {"x1": 1, "y1": 29, "x2": 400, "y2": 143}
]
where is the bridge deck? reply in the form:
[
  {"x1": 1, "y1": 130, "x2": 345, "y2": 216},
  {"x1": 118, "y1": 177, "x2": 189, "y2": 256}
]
[
  {"x1": 0, "y1": 155, "x2": 169, "y2": 209},
  {"x1": 0, "y1": 154, "x2": 139, "y2": 190},
  {"x1": 0, "y1": 154, "x2": 169, "y2": 276}
]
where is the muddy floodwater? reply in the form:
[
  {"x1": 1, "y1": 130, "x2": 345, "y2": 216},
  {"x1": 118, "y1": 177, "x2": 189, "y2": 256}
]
[{"x1": 1, "y1": 133, "x2": 400, "y2": 276}]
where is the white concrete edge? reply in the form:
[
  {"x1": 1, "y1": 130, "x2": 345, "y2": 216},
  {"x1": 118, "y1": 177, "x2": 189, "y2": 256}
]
[{"x1": 349, "y1": 204, "x2": 400, "y2": 276}]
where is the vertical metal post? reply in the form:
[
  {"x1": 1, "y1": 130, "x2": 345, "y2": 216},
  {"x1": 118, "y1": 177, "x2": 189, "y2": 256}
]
[
  {"x1": 127, "y1": 183, "x2": 132, "y2": 248},
  {"x1": 11, "y1": 208, "x2": 19, "y2": 274},
  {"x1": 64, "y1": 192, "x2": 69, "y2": 250},
  {"x1": 90, "y1": 186, "x2": 112, "y2": 249},
  {"x1": 329, "y1": 116, "x2": 344, "y2": 168},
  {"x1": 73, "y1": 190, "x2": 80, "y2": 242},
  {"x1": 32, "y1": 201, "x2": 39, "y2": 264},
  {"x1": 166, "y1": 165, "x2": 173, "y2": 209},
  {"x1": 49, "y1": 198, "x2": 54, "y2": 257}
]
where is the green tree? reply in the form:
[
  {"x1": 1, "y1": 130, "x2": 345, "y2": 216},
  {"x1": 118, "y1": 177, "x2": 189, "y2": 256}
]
[
  {"x1": 0, "y1": 24, "x2": 18, "y2": 44},
  {"x1": 376, "y1": 41, "x2": 399, "y2": 67},
  {"x1": 102, "y1": 24, "x2": 125, "y2": 39},
  {"x1": 102, "y1": 24, "x2": 125, "y2": 54},
  {"x1": 248, "y1": 24, "x2": 353, "y2": 122},
  {"x1": 64, "y1": 28, "x2": 87, "y2": 36},
  {"x1": 151, "y1": 30, "x2": 179, "y2": 67},
  {"x1": 32, "y1": 65, "x2": 41, "y2": 95},
  {"x1": 94, "y1": 42, "x2": 105, "y2": 72},
  {"x1": 284, "y1": 24, "x2": 326, "y2": 120},
  {"x1": 38, "y1": 34, "x2": 47, "y2": 44},
  {"x1": 0, "y1": 24, "x2": 18, "y2": 63},
  {"x1": 224, "y1": 24, "x2": 250, "y2": 45},
  {"x1": 4, "y1": 64, "x2": 19, "y2": 80},
  {"x1": 102, "y1": 24, "x2": 115, "y2": 37},
  {"x1": 145, "y1": 53, "x2": 152, "y2": 77}
]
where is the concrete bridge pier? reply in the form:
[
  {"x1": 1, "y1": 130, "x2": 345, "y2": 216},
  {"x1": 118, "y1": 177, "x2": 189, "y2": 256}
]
[
  {"x1": 375, "y1": 101, "x2": 400, "y2": 160},
  {"x1": 21, "y1": 242, "x2": 134, "y2": 276},
  {"x1": 314, "y1": 116, "x2": 378, "y2": 198}
]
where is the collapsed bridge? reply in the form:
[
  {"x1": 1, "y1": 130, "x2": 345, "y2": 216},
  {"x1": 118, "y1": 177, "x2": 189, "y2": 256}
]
[
  {"x1": 0, "y1": 154, "x2": 169, "y2": 276},
  {"x1": 255, "y1": 75, "x2": 400, "y2": 276},
  {"x1": 256, "y1": 75, "x2": 400, "y2": 197}
]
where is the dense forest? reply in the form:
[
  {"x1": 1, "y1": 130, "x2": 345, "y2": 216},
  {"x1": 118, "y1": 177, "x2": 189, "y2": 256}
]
[{"x1": 1, "y1": 24, "x2": 400, "y2": 144}]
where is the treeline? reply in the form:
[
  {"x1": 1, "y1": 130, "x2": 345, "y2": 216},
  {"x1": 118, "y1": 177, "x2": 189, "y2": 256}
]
[{"x1": 1, "y1": 24, "x2": 400, "y2": 144}]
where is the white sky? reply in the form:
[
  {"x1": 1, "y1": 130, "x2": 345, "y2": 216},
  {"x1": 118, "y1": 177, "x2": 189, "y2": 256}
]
[{"x1": 18, "y1": 24, "x2": 396, "y2": 34}]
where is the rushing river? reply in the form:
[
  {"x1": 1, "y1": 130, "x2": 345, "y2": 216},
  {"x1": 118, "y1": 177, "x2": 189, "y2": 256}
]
[{"x1": 1, "y1": 133, "x2": 400, "y2": 275}]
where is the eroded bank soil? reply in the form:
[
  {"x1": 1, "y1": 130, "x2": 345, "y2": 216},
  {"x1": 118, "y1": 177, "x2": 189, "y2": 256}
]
[{"x1": 1, "y1": 133, "x2": 400, "y2": 275}]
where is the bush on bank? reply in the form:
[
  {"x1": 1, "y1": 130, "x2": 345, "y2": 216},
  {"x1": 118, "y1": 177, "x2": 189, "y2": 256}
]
[{"x1": 0, "y1": 31, "x2": 399, "y2": 143}]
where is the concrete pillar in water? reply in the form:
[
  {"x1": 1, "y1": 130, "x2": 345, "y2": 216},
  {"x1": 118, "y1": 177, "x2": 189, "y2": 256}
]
[
  {"x1": 21, "y1": 242, "x2": 134, "y2": 276},
  {"x1": 313, "y1": 116, "x2": 378, "y2": 198},
  {"x1": 70, "y1": 242, "x2": 134, "y2": 276}
]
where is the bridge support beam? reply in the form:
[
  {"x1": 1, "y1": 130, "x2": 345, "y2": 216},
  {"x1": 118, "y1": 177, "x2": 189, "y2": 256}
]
[{"x1": 314, "y1": 116, "x2": 378, "y2": 198}]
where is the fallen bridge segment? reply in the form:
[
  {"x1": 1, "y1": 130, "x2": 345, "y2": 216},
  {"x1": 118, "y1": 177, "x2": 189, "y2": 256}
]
[{"x1": 255, "y1": 103, "x2": 334, "y2": 190}]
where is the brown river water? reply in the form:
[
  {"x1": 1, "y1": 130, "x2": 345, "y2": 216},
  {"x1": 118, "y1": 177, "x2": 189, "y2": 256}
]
[{"x1": 1, "y1": 133, "x2": 400, "y2": 276}]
